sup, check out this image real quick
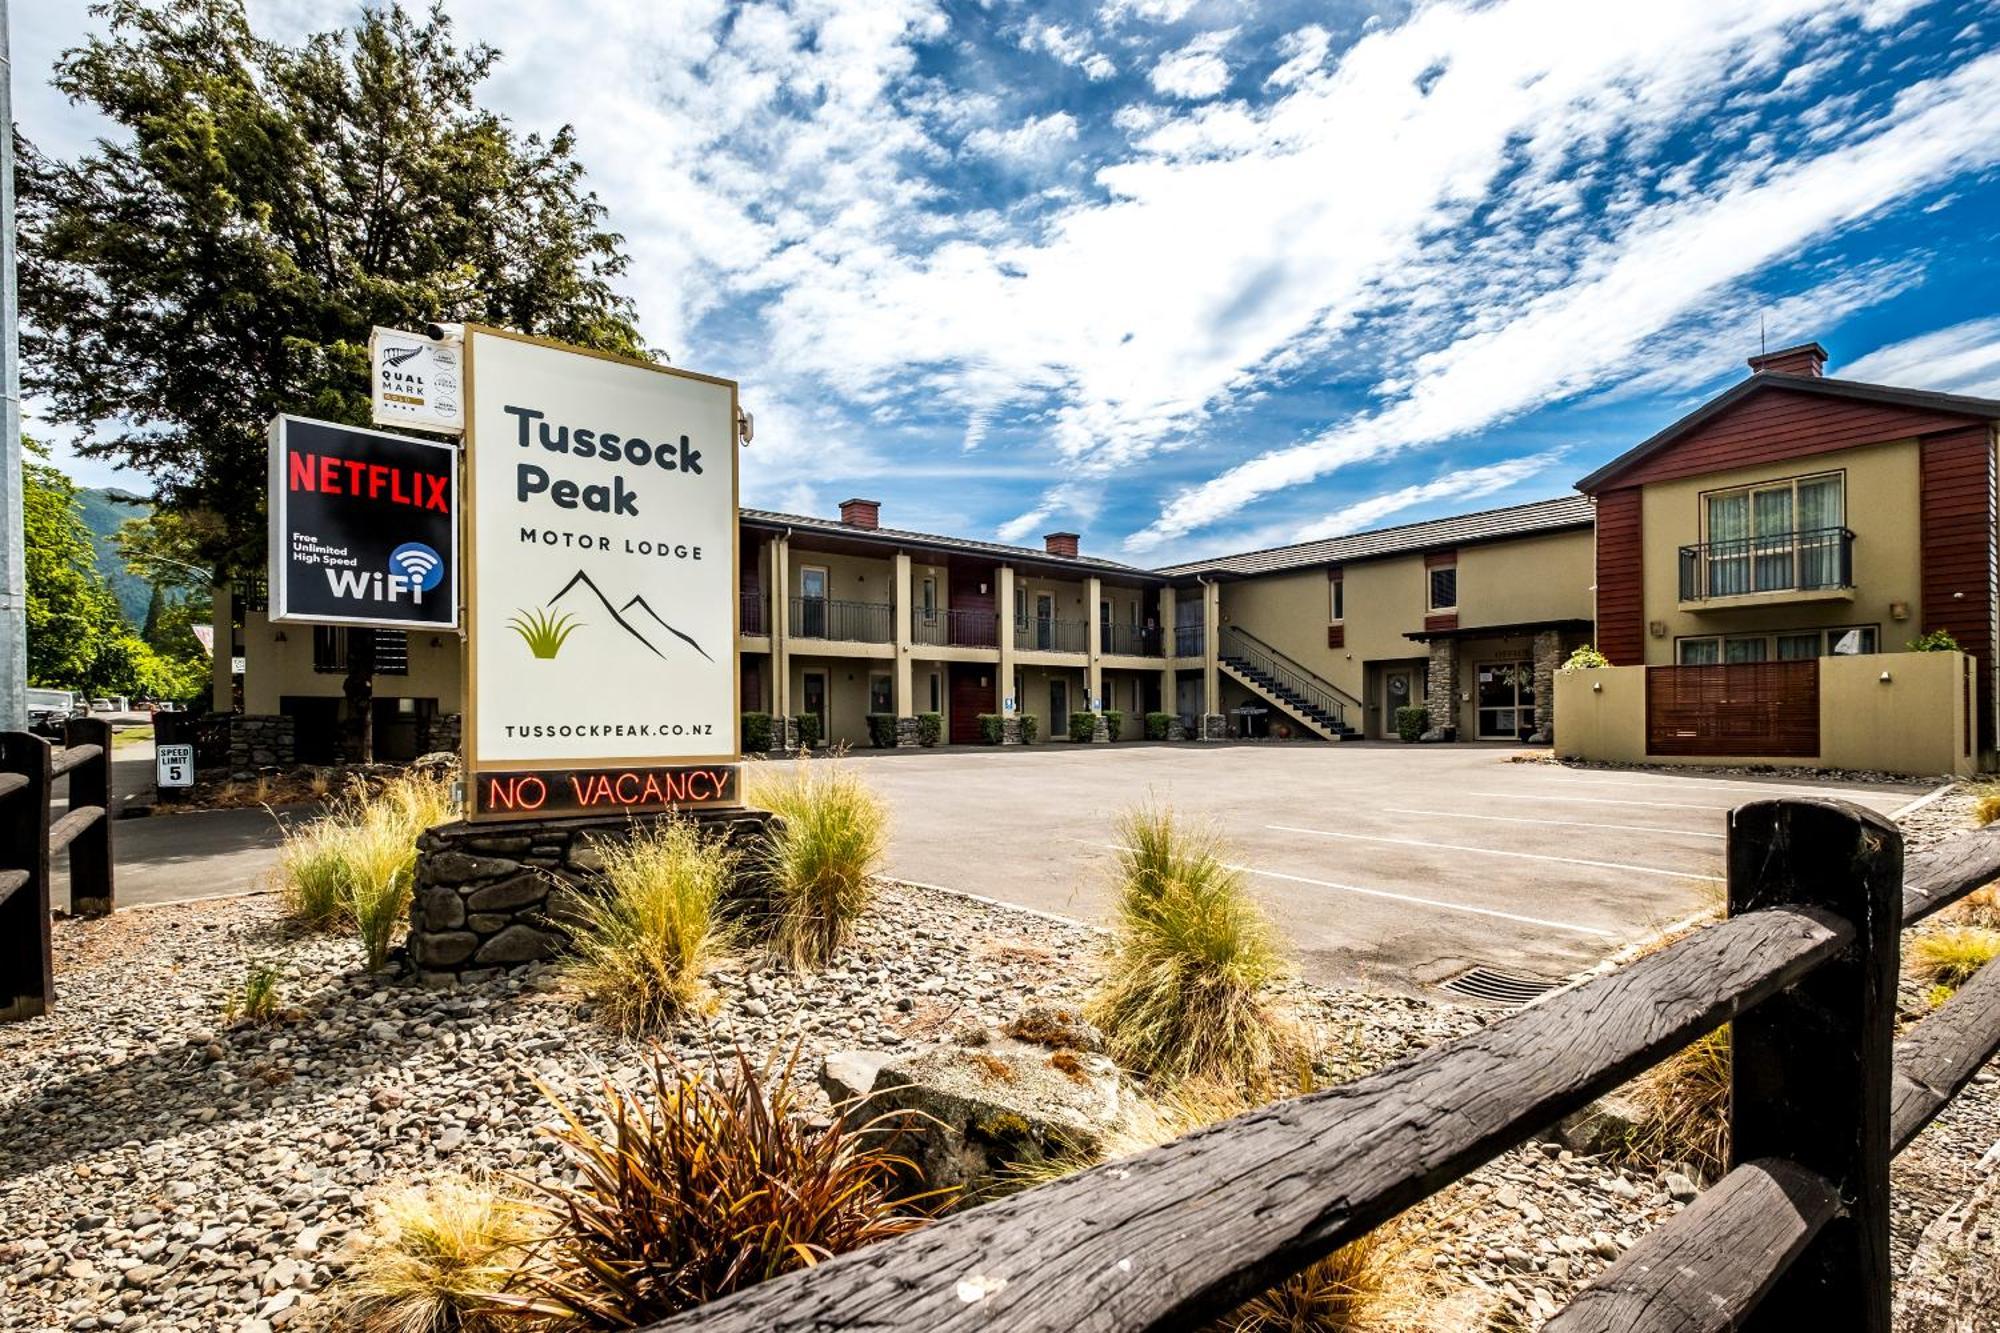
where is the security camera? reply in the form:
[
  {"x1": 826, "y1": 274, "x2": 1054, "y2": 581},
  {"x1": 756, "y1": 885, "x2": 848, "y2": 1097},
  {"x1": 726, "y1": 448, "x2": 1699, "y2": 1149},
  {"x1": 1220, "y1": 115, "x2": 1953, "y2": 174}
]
[{"x1": 424, "y1": 321, "x2": 450, "y2": 341}]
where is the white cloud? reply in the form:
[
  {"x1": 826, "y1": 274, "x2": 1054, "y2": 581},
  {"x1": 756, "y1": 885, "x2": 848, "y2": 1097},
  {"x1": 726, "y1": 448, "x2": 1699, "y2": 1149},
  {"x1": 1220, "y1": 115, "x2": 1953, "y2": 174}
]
[
  {"x1": 1130, "y1": 43, "x2": 2000, "y2": 549},
  {"x1": 1267, "y1": 24, "x2": 1331, "y2": 88},
  {"x1": 1150, "y1": 29, "x2": 1236, "y2": 99},
  {"x1": 1101, "y1": 0, "x2": 1200, "y2": 24},
  {"x1": 1022, "y1": 21, "x2": 1116, "y2": 79},
  {"x1": 1291, "y1": 451, "x2": 1568, "y2": 542},
  {"x1": 1839, "y1": 316, "x2": 2000, "y2": 396},
  {"x1": 964, "y1": 111, "x2": 1081, "y2": 160}
]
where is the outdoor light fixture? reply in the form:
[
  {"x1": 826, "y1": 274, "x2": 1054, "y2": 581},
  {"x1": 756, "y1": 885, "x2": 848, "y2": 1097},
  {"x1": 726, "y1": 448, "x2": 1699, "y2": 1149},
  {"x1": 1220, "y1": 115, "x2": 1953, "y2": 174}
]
[
  {"x1": 1890, "y1": 602, "x2": 1910, "y2": 620},
  {"x1": 1592, "y1": 681, "x2": 1603, "y2": 693},
  {"x1": 1880, "y1": 671, "x2": 1893, "y2": 683},
  {"x1": 273, "y1": 630, "x2": 287, "y2": 643}
]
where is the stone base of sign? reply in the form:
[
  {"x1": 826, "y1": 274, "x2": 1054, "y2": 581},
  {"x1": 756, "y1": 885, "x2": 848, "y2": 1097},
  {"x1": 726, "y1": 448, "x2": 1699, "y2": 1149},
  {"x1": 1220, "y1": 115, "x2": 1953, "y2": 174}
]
[
  {"x1": 408, "y1": 807, "x2": 776, "y2": 986},
  {"x1": 227, "y1": 714, "x2": 296, "y2": 778},
  {"x1": 896, "y1": 718, "x2": 922, "y2": 748},
  {"x1": 1200, "y1": 713, "x2": 1227, "y2": 740}
]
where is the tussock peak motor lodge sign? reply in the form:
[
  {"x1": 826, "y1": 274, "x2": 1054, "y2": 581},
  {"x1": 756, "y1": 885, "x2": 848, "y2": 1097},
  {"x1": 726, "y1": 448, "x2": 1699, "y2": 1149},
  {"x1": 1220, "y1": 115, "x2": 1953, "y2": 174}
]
[{"x1": 267, "y1": 326, "x2": 743, "y2": 823}]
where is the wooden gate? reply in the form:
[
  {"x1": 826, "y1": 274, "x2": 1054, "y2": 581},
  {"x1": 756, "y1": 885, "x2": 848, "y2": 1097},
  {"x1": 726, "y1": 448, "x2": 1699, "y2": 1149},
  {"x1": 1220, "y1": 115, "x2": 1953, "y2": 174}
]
[{"x1": 1646, "y1": 660, "x2": 1819, "y2": 757}]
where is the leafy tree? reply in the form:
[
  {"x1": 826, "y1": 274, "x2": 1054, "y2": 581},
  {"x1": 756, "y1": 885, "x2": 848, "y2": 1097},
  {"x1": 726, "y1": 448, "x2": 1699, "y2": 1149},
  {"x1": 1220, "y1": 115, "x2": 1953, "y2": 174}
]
[{"x1": 20, "y1": 0, "x2": 647, "y2": 751}]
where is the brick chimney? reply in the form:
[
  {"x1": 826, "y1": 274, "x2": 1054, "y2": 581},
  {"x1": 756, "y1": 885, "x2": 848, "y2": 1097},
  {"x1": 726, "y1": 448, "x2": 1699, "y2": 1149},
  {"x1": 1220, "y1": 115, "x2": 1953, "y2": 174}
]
[
  {"x1": 837, "y1": 498, "x2": 881, "y2": 530},
  {"x1": 1747, "y1": 341, "x2": 1827, "y2": 378},
  {"x1": 1044, "y1": 531, "x2": 1080, "y2": 558}
]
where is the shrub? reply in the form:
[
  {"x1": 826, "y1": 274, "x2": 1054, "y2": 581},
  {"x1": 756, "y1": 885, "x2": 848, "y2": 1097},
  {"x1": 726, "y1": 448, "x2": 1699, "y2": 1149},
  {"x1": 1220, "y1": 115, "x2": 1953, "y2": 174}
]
[
  {"x1": 1069, "y1": 711, "x2": 1099, "y2": 743},
  {"x1": 977, "y1": 713, "x2": 1004, "y2": 745},
  {"x1": 1910, "y1": 926, "x2": 2000, "y2": 990},
  {"x1": 865, "y1": 712, "x2": 898, "y2": 749},
  {"x1": 1019, "y1": 714, "x2": 1039, "y2": 744},
  {"x1": 1622, "y1": 1026, "x2": 1730, "y2": 1182},
  {"x1": 740, "y1": 711, "x2": 773, "y2": 754},
  {"x1": 1102, "y1": 709, "x2": 1124, "y2": 740},
  {"x1": 564, "y1": 821, "x2": 737, "y2": 1035},
  {"x1": 516, "y1": 1050, "x2": 937, "y2": 1325},
  {"x1": 224, "y1": 961, "x2": 284, "y2": 1027},
  {"x1": 1909, "y1": 627, "x2": 1961, "y2": 652},
  {"x1": 337, "y1": 1176, "x2": 537, "y2": 1333},
  {"x1": 1394, "y1": 706, "x2": 1427, "y2": 743},
  {"x1": 747, "y1": 759, "x2": 889, "y2": 967},
  {"x1": 794, "y1": 712, "x2": 822, "y2": 749},
  {"x1": 915, "y1": 711, "x2": 943, "y2": 746},
  {"x1": 1145, "y1": 711, "x2": 1174, "y2": 741},
  {"x1": 1559, "y1": 644, "x2": 1611, "y2": 672},
  {"x1": 1087, "y1": 807, "x2": 1295, "y2": 1090}
]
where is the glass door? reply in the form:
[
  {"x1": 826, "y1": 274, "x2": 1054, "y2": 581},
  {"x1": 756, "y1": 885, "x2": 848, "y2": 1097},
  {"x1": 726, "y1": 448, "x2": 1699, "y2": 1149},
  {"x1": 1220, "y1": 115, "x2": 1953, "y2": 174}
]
[
  {"x1": 1383, "y1": 669, "x2": 1412, "y2": 738},
  {"x1": 1036, "y1": 593, "x2": 1056, "y2": 650},
  {"x1": 1475, "y1": 661, "x2": 1533, "y2": 740},
  {"x1": 800, "y1": 567, "x2": 828, "y2": 638}
]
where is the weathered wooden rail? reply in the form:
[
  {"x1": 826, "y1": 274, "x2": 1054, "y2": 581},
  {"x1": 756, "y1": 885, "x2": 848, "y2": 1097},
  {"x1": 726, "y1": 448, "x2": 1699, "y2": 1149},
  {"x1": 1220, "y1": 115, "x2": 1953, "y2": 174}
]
[
  {"x1": 0, "y1": 720, "x2": 115, "y2": 1021},
  {"x1": 651, "y1": 798, "x2": 2000, "y2": 1333}
]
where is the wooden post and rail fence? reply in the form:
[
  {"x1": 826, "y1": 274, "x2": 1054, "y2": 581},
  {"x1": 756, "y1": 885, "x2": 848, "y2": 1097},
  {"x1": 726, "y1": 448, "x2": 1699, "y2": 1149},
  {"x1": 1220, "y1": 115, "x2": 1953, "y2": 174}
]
[
  {"x1": 0, "y1": 718, "x2": 114, "y2": 1022},
  {"x1": 654, "y1": 797, "x2": 2000, "y2": 1333}
]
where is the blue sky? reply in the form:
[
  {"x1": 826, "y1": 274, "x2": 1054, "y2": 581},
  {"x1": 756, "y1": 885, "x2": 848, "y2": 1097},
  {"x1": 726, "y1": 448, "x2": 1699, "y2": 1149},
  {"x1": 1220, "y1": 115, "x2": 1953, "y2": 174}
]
[{"x1": 19, "y1": 0, "x2": 2000, "y2": 565}]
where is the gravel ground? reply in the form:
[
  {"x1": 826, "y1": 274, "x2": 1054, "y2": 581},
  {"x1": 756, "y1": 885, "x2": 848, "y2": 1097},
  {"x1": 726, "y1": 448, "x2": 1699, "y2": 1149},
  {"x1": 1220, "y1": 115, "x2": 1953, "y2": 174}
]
[{"x1": 2, "y1": 785, "x2": 1996, "y2": 1332}]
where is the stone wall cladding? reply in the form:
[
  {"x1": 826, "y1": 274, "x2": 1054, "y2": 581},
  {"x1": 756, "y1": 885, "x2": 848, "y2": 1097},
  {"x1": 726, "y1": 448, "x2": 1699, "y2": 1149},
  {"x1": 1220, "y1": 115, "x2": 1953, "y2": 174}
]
[
  {"x1": 1528, "y1": 629, "x2": 1563, "y2": 744},
  {"x1": 1001, "y1": 717, "x2": 1023, "y2": 745},
  {"x1": 895, "y1": 717, "x2": 922, "y2": 748},
  {"x1": 1422, "y1": 640, "x2": 1457, "y2": 742},
  {"x1": 1200, "y1": 713, "x2": 1227, "y2": 740},
  {"x1": 409, "y1": 808, "x2": 776, "y2": 987},
  {"x1": 227, "y1": 714, "x2": 295, "y2": 777},
  {"x1": 419, "y1": 711, "x2": 463, "y2": 756}
]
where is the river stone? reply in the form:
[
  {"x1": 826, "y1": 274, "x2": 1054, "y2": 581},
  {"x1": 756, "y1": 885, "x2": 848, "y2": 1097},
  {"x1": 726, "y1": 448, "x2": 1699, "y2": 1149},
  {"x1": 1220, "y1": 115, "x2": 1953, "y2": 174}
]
[
  {"x1": 413, "y1": 932, "x2": 479, "y2": 967},
  {"x1": 465, "y1": 874, "x2": 549, "y2": 913},
  {"x1": 417, "y1": 888, "x2": 464, "y2": 932},
  {"x1": 472, "y1": 925, "x2": 558, "y2": 966},
  {"x1": 424, "y1": 852, "x2": 518, "y2": 887}
]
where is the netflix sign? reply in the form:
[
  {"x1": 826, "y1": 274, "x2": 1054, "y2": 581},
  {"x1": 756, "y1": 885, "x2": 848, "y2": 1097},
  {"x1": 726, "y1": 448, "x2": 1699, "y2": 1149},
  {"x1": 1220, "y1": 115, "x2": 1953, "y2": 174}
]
[{"x1": 267, "y1": 415, "x2": 459, "y2": 629}]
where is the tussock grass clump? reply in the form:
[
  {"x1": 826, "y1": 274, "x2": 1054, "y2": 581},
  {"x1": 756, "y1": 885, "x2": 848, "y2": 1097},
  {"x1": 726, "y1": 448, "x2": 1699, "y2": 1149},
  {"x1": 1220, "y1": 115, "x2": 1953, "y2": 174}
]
[
  {"x1": 1220, "y1": 1227, "x2": 1412, "y2": 1333},
  {"x1": 1947, "y1": 883, "x2": 2000, "y2": 931},
  {"x1": 1087, "y1": 807, "x2": 1296, "y2": 1090},
  {"x1": 346, "y1": 803, "x2": 423, "y2": 972},
  {"x1": 1910, "y1": 925, "x2": 2000, "y2": 991},
  {"x1": 277, "y1": 819, "x2": 356, "y2": 927},
  {"x1": 747, "y1": 758, "x2": 889, "y2": 968},
  {"x1": 276, "y1": 768, "x2": 458, "y2": 967},
  {"x1": 338, "y1": 1177, "x2": 537, "y2": 1333},
  {"x1": 515, "y1": 1049, "x2": 936, "y2": 1326},
  {"x1": 223, "y1": 962, "x2": 284, "y2": 1027},
  {"x1": 565, "y1": 821, "x2": 737, "y2": 1034},
  {"x1": 1971, "y1": 784, "x2": 2000, "y2": 827},
  {"x1": 1622, "y1": 1026, "x2": 1730, "y2": 1182}
]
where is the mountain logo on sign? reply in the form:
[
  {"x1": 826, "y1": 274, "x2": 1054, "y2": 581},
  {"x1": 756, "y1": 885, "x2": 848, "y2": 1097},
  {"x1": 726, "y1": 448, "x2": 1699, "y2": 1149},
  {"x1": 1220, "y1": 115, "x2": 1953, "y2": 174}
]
[{"x1": 546, "y1": 570, "x2": 711, "y2": 662}]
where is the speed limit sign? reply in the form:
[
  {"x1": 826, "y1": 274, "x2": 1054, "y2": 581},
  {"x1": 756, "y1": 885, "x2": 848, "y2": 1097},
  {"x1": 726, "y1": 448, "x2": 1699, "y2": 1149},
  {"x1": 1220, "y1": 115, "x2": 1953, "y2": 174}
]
[{"x1": 156, "y1": 743, "x2": 196, "y2": 790}]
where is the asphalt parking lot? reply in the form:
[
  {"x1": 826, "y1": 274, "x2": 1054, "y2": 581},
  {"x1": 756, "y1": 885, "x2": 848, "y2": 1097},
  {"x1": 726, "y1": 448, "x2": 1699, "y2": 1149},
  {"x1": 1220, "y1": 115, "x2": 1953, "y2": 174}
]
[{"x1": 827, "y1": 742, "x2": 1935, "y2": 996}]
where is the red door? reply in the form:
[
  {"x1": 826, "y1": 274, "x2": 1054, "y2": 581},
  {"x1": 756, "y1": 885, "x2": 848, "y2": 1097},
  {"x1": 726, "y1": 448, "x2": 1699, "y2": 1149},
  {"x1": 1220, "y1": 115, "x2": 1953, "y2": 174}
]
[{"x1": 949, "y1": 664, "x2": 994, "y2": 744}]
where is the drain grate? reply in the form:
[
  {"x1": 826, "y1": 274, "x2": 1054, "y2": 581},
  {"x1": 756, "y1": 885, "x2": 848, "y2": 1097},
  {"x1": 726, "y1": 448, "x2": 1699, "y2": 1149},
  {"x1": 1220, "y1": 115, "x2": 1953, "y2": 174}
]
[{"x1": 1439, "y1": 967, "x2": 1566, "y2": 1008}]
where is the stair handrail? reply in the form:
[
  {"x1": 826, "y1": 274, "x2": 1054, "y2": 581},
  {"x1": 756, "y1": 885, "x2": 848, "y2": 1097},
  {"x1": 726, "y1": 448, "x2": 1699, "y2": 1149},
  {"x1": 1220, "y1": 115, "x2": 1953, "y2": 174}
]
[{"x1": 1217, "y1": 626, "x2": 1360, "y2": 732}]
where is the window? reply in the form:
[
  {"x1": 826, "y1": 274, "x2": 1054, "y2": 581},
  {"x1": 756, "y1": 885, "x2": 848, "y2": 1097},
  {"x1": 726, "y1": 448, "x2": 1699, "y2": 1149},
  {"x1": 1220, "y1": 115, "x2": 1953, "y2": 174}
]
[
  {"x1": 1428, "y1": 565, "x2": 1457, "y2": 612},
  {"x1": 1681, "y1": 624, "x2": 1879, "y2": 665},
  {"x1": 869, "y1": 674, "x2": 893, "y2": 714},
  {"x1": 1702, "y1": 472, "x2": 1845, "y2": 596},
  {"x1": 928, "y1": 672, "x2": 941, "y2": 713},
  {"x1": 1679, "y1": 638, "x2": 1720, "y2": 665},
  {"x1": 312, "y1": 625, "x2": 343, "y2": 672},
  {"x1": 1724, "y1": 636, "x2": 1767, "y2": 664},
  {"x1": 1329, "y1": 572, "x2": 1344, "y2": 622},
  {"x1": 921, "y1": 576, "x2": 938, "y2": 624},
  {"x1": 1014, "y1": 590, "x2": 1029, "y2": 629},
  {"x1": 1776, "y1": 633, "x2": 1820, "y2": 661}
]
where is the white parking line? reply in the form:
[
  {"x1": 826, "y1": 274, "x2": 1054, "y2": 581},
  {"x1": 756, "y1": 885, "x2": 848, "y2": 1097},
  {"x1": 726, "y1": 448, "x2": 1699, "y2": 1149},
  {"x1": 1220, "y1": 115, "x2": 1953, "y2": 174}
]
[
  {"x1": 1467, "y1": 789, "x2": 1736, "y2": 812},
  {"x1": 1085, "y1": 841, "x2": 1617, "y2": 938},
  {"x1": 1267, "y1": 824, "x2": 1723, "y2": 883},
  {"x1": 1382, "y1": 807, "x2": 1725, "y2": 840}
]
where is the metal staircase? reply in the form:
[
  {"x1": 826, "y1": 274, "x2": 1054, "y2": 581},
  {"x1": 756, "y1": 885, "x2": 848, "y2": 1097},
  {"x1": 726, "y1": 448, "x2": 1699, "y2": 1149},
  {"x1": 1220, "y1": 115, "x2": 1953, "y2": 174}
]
[{"x1": 1217, "y1": 627, "x2": 1364, "y2": 742}]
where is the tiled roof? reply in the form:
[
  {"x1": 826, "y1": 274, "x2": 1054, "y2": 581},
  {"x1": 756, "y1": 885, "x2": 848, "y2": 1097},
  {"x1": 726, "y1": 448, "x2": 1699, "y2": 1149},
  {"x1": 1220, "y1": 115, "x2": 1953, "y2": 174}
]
[
  {"x1": 738, "y1": 508, "x2": 1162, "y2": 579},
  {"x1": 1153, "y1": 494, "x2": 1595, "y2": 578}
]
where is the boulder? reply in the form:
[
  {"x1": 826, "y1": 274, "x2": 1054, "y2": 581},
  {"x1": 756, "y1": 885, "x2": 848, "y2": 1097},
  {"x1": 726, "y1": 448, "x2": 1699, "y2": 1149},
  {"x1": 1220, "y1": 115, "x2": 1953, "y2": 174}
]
[
  {"x1": 1002, "y1": 1002, "x2": 1107, "y2": 1054},
  {"x1": 465, "y1": 873, "x2": 550, "y2": 913},
  {"x1": 472, "y1": 925, "x2": 559, "y2": 966},
  {"x1": 824, "y1": 1035, "x2": 1141, "y2": 1201},
  {"x1": 1555, "y1": 1091, "x2": 1646, "y2": 1157}
]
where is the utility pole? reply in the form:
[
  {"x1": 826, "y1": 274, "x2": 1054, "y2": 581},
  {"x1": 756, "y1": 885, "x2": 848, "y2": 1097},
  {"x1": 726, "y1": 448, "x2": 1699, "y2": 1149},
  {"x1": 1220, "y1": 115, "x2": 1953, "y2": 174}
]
[{"x1": 0, "y1": 0, "x2": 26, "y2": 732}]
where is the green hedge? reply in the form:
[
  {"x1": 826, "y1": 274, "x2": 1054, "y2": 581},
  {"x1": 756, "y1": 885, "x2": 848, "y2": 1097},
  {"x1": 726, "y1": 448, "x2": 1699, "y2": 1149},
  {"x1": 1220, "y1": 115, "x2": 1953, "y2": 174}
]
[
  {"x1": 1394, "y1": 705, "x2": 1427, "y2": 744},
  {"x1": 1020, "y1": 714, "x2": 1039, "y2": 744},
  {"x1": 916, "y1": 711, "x2": 943, "y2": 746},
  {"x1": 1068, "y1": 711, "x2": 1098, "y2": 743},
  {"x1": 977, "y1": 713, "x2": 1004, "y2": 745},
  {"x1": 1102, "y1": 709, "x2": 1124, "y2": 740},
  {"x1": 740, "y1": 711, "x2": 773, "y2": 753},
  {"x1": 796, "y1": 712, "x2": 822, "y2": 748},
  {"x1": 1144, "y1": 711, "x2": 1174, "y2": 740},
  {"x1": 865, "y1": 713, "x2": 898, "y2": 748}
]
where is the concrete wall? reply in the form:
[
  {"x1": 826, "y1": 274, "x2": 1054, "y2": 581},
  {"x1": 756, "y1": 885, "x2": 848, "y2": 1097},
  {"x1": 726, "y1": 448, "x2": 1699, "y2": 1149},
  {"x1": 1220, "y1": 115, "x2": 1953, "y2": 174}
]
[
  {"x1": 1637, "y1": 440, "x2": 1922, "y2": 664},
  {"x1": 1554, "y1": 651, "x2": 1974, "y2": 776},
  {"x1": 241, "y1": 608, "x2": 462, "y2": 714}
]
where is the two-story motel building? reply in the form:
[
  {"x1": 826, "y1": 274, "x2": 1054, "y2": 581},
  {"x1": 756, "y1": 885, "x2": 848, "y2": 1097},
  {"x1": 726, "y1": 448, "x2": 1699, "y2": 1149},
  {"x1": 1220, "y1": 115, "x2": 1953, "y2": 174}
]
[{"x1": 220, "y1": 342, "x2": 2000, "y2": 775}]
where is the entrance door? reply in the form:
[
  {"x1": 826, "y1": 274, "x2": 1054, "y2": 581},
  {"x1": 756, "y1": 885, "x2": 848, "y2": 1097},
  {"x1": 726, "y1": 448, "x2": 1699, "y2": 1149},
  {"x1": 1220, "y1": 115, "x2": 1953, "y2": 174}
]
[
  {"x1": 1050, "y1": 679, "x2": 1071, "y2": 735},
  {"x1": 802, "y1": 671, "x2": 828, "y2": 746},
  {"x1": 800, "y1": 567, "x2": 828, "y2": 638},
  {"x1": 948, "y1": 665, "x2": 992, "y2": 744},
  {"x1": 1476, "y1": 661, "x2": 1534, "y2": 740},
  {"x1": 1036, "y1": 593, "x2": 1056, "y2": 650},
  {"x1": 1382, "y1": 668, "x2": 1414, "y2": 738}
]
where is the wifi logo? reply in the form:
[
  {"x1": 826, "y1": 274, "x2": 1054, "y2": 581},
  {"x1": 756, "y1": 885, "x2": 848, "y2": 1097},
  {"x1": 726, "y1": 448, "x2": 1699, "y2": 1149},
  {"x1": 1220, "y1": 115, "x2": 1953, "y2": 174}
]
[{"x1": 388, "y1": 542, "x2": 446, "y2": 593}]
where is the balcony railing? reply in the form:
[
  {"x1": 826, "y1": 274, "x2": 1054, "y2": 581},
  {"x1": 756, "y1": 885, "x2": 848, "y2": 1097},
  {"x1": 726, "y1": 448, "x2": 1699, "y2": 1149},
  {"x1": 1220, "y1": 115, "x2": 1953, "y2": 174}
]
[
  {"x1": 1173, "y1": 622, "x2": 1205, "y2": 658},
  {"x1": 789, "y1": 596, "x2": 893, "y2": 643},
  {"x1": 1678, "y1": 526, "x2": 1854, "y2": 602},
  {"x1": 740, "y1": 591, "x2": 769, "y2": 636},
  {"x1": 1015, "y1": 616, "x2": 1089, "y2": 653},
  {"x1": 912, "y1": 608, "x2": 999, "y2": 648},
  {"x1": 1100, "y1": 622, "x2": 1163, "y2": 657}
]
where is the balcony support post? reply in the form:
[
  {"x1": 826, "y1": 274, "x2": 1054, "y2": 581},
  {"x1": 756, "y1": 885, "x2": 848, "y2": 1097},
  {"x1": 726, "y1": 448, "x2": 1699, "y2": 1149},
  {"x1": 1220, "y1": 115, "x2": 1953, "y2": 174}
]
[
  {"x1": 1085, "y1": 575, "x2": 1104, "y2": 714},
  {"x1": 772, "y1": 535, "x2": 791, "y2": 721},
  {"x1": 1202, "y1": 579, "x2": 1222, "y2": 726},
  {"x1": 998, "y1": 565, "x2": 1018, "y2": 717},
  {"x1": 1158, "y1": 585, "x2": 1178, "y2": 721},
  {"x1": 893, "y1": 552, "x2": 914, "y2": 722}
]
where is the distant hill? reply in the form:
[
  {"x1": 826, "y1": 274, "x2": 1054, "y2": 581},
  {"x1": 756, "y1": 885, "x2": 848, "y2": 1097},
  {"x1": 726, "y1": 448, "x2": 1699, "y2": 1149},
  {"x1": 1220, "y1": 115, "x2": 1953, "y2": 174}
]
[{"x1": 75, "y1": 487, "x2": 154, "y2": 626}]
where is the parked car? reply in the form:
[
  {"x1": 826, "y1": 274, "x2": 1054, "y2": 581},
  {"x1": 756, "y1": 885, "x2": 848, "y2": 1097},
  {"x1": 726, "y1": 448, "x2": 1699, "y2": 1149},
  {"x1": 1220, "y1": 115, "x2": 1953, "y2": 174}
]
[{"x1": 25, "y1": 689, "x2": 82, "y2": 739}]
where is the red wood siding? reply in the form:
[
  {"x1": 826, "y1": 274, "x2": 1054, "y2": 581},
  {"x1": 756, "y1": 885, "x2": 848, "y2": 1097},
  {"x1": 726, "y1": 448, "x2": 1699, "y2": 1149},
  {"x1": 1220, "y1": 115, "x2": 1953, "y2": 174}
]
[
  {"x1": 1920, "y1": 424, "x2": 1999, "y2": 753},
  {"x1": 1327, "y1": 624, "x2": 1345, "y2": 649},
  {"x1": 1424, "y1": 549, "x2": 1458, "y2": 568},
  {"x1": 949, "y1": 567, "x2": 996, "y2": 617},
  {"x1": 1423, "y1": 613, "x2": 1458, "y2": 634},
  {"x1": 1646, "y1": 662, "x2": 1819, "y2": 757},
  {"x1": 1613, "y1": 387, "x2": 1972, "y2": 488},
  {"x1": 1594, "y1": 488, "x2": 1644, "y2": 665},
  {"x1": 948, "y1": 664, "x2": 994, "y2": 745}
]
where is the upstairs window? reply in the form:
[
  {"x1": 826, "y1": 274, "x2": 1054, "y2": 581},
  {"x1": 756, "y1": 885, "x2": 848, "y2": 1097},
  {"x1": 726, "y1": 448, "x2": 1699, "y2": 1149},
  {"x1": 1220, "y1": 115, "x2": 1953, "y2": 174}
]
[
  {"x1": 1329, "y1": 572, "x2": 1344, "y2": 622},
  {"x1": 1703, "y1": 472, "x2": 1845, "y2": 595},
  {"x1": 1428, "y1": 564, "x2": 1457, "y2": 612},
  {"x1": 921, "y1": 576, "x2": 938, "y2": 623}
]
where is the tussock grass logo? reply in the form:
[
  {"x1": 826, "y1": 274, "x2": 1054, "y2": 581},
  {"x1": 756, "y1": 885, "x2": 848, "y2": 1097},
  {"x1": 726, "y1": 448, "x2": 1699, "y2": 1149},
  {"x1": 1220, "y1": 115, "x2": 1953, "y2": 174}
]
[{"x1": 509, "y1": 607, "x2": 582, "y2": 659}]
